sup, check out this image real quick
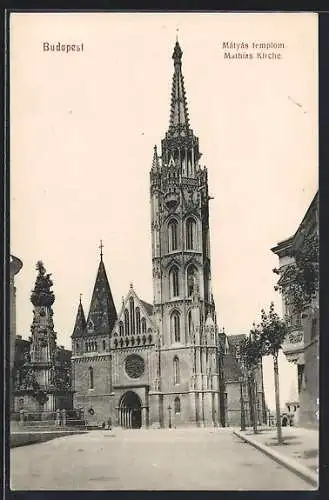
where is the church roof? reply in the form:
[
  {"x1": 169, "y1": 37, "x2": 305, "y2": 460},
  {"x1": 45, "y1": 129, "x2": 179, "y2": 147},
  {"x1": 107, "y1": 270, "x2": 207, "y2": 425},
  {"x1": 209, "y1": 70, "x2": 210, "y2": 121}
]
[
  {"x1": 168, "y1": 40, "x2": 190, "y2": 137},
  {"x1": 218, "y1": 333, "x2": 245, "y2": 383},
  {"x1": 140, "y1": 299, "x2": 153, "y2": 317},
  {"x1": 86, "y1": 257, "x2": 117, "y2": 336},
  {"x1": 71, "y1": 298, "x2": 87, "y2": 338},
  {"x1": 223, "y1": 351, "x2": 242, "y2": 383}
]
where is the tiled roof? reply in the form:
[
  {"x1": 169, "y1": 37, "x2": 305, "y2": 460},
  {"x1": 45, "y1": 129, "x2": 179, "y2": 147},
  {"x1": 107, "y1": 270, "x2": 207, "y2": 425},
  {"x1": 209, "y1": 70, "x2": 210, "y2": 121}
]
[
  {"x1": 220, "y1": 334, "x2": 244, "y2": 382},
  {"x1": 140, "y1": 300, "x2": 153, "y2": 317},
  {"x1": 86, "y1": 259, "x2": 117, "y2": 336},
  {"x1": 71, "y1": 301, "x2": 87, "y2": 338},
  {"x1": 223, "y1": 352, "x2": 242, "y2": 382}
]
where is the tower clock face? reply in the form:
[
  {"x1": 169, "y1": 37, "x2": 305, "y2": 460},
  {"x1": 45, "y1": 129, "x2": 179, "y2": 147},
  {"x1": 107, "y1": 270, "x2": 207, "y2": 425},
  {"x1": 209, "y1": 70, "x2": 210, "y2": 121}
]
[{"x1": 125, "y1": 354, "x2": 145, "y2": 379}]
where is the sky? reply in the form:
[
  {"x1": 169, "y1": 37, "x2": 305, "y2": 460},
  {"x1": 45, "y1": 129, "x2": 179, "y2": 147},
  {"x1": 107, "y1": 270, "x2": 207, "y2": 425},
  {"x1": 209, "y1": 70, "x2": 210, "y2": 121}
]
[{"x1": 10, "y1": 12, "x2": 318, "y2": 410}]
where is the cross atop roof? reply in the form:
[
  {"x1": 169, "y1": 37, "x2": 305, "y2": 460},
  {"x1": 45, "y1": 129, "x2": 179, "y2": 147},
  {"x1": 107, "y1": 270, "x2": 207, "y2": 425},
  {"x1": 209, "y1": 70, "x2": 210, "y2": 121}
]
[{"x1": 99, "y1": 240, "x2": 104, "y2": 261}]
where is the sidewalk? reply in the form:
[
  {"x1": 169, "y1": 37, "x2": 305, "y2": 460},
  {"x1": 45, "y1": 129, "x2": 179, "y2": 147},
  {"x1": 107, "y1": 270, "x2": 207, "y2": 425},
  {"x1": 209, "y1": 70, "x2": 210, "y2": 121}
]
[{"x1": 233, "y1": 426, "x2": 319, "y2": 487}]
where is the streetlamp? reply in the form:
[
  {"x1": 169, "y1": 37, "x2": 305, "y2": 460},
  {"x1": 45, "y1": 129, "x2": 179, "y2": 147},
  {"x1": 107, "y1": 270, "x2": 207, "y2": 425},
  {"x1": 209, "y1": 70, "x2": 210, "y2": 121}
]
[{"x1": 168, "y1": 405, "x2": 172, "y2": 429}]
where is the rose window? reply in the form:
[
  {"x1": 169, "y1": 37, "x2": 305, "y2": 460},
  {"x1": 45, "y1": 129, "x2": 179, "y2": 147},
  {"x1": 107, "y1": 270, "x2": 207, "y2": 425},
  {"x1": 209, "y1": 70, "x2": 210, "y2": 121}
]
[{"x1": 125, "y1": 354, "x2": 145, "y2": 379}]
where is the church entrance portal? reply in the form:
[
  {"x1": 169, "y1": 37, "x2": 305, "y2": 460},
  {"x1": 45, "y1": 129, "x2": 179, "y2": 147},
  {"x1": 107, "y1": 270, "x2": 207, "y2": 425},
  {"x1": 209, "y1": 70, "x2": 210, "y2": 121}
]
[{"x1": 119, "y1": 391, "x2": 142, "y2": 429}]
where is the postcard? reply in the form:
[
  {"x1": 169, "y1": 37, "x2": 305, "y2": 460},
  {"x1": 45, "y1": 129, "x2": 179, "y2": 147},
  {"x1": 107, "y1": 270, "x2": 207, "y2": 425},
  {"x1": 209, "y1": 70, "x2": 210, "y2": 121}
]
[{"x1": 9, "y1": 12, "x2": 318, "y2": 491}]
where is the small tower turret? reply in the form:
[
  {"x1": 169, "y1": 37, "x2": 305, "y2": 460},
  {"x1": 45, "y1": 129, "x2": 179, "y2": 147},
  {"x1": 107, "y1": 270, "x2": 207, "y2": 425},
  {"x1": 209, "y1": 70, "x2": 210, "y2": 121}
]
[{"x1": 71, "y1": 295, "x2": 87, "y2": 355}]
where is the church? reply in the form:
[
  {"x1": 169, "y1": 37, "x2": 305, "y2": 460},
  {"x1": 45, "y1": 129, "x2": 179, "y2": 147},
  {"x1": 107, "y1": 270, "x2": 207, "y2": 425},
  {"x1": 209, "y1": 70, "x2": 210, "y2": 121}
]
[{"x1": 71, "y1": 41, "x2": 266, "y2": 429}]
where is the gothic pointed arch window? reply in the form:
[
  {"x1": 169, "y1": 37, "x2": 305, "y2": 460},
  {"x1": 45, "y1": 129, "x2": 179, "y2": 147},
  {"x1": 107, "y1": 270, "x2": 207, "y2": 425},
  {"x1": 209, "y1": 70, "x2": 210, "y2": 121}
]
[
  {"x1": 187, "y1": 309, "x2": 193, "y2": 335},
  {"x1": 119, "y1": 321, "x2": 124, "y2": 337},
  {"x1": 169, "y1": 266, "x2": 179, "y2": 298},
  {"x1": 187, "y1": 265, "x2": 198, "y2": 297},
  {"x1": 168, "y1": 219, "x2": 178, "y2": 252},
  {"x1": 129, "y1": 297, "x2": 135, "y2": 334},
  {"x1": 186, "y1": 217, "x2": 197, "y2": 250},
  {"x1": 173, "y1": 356, "x2": 180, "y2": 384},
  {"x1": 89, "y1": 366, "x2": 94, "y2": 389},
  {"x1": 124, "y1": 309, "x2": 129, "y2": 336},
  {"x1": 204, "y1": 262, "x2": 210, "y2": 302},
  {"x1": 174, "y1": 396, "x2": 181, "y2": 413},
  {"x1": 171, "y1": 310, "x2": 181, "y2": 343},
  {"x1": 136, "y1": 307, "x2": 141, "y2": 335},
  {"x1": 141, "y1": 317, "x2": 146, "y2": 334}
]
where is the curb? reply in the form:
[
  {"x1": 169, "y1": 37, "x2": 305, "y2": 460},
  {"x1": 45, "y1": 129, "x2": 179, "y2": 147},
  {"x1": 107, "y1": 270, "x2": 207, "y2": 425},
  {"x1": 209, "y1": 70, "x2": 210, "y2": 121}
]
[{"x1": 233, "y1": 430, "x2": 318, "y2": 488}]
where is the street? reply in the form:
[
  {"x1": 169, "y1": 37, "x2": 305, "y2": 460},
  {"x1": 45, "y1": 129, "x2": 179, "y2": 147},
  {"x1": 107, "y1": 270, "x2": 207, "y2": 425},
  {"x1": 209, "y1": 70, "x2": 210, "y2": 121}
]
[{"x1": 11, "y1": 428, "x2": 312, "y2": 490}]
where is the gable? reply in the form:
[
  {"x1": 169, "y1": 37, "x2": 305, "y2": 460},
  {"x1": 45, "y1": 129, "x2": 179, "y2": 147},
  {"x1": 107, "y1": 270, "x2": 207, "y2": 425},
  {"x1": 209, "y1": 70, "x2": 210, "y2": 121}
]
[{"x1": 111, "y1": 287, "x2": 155, "y2": 338}]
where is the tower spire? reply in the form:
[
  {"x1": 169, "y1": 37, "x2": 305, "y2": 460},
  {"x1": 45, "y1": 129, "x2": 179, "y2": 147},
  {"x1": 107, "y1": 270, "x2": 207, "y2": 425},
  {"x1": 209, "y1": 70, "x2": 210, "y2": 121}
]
[
  {"x1": 168, "y1": 40, "x2": 190, "y2": 135},
  {"x1": 151, "y1": 145, "x2": 160, "y2": 170},
  {"x1": 86, "y1": 256, "x2": 117, "y2": 336},
  {"x1": 72, "y1": 296, "x2": 87, "y2": 338},
  {"x1": 99, "y1": 240, "x2": 104, "y2": 261}
]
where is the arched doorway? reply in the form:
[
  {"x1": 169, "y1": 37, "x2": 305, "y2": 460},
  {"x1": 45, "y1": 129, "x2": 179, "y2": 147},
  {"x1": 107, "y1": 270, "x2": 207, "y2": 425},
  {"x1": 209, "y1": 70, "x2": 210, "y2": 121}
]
[{"x1": 119, "y1": 391, "x2": 142, "y2": 429}]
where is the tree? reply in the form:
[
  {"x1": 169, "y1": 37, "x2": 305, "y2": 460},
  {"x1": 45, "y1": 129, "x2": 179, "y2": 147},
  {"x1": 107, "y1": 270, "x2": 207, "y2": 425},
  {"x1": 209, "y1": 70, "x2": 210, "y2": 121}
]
[
  {"x1": 257, "y1": 302, "x2": 289, "y2": 444},
  {"x1": 237, "y1": 328, "x2": 263, "y2": 434},
  {"x1": 273, "y1": 231, "x2": 319, "y2": 314}
]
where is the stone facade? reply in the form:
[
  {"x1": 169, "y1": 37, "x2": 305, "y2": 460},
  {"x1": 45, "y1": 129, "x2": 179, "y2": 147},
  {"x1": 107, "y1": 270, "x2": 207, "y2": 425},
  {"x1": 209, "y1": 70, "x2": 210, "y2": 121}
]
[
  {"x1": 271, "y1": 192, "x2": 319, "y2": 428},
  {"x1": 71, "y1": 41, "x2": 266, "y2": 429},
  {"x1": 223, "y1": 334, "x2": 266, "y2": 427}
]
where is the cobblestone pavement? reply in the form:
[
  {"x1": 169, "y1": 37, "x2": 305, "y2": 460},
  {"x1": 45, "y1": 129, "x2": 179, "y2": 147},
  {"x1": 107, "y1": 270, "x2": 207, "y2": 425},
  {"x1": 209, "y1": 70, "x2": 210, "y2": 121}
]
[{"x1": 10, "y1": 427, "x2": 313, "y2": 490}]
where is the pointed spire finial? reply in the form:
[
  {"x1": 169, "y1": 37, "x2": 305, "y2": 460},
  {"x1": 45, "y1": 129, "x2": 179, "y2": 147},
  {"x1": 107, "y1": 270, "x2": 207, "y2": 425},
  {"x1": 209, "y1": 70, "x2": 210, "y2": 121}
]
[
  {"x1": 130, "y1": 282, "x2": 133, "y2": 290},
  {"x1": 99, "y1": 240, "x2": 104, "y2": 261},
  {"x1": 79, "y1": 293, "x2": 82, "y2": 304},
  {"x1": 172, "y1": 38, "x2": 183, "y2": 64},
  {"x1": 169, "y1": 40, "x2": 189, "y2": 134},
  {"x1": 151, "y1": 145, "x2": 160, "y2": 170},
  {"x1": 176, "y1": 27, "x2": 179, "y2": 42}
]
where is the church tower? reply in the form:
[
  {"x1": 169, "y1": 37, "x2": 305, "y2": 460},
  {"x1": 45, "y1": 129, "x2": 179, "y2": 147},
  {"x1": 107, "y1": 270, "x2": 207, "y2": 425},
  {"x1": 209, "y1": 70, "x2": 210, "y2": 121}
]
[
  {"x1": 71, "y1": 244, "x2": 117, "y2": 425},
  {"x1": 150, "y1": 41, "x2": 221, "y2": 427}
]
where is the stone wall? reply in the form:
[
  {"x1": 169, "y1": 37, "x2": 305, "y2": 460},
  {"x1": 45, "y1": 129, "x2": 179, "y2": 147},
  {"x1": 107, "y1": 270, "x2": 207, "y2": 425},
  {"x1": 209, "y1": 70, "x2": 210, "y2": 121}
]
[
  {"x1": 225, "y1": 382, "x2": 241, "y2": 427},
  {"x1": 73, "y1": 354, "x2": 112, "y2": 426},
  {"x1": 299, "y1": 313, "x2": 319, "y2": 428}
]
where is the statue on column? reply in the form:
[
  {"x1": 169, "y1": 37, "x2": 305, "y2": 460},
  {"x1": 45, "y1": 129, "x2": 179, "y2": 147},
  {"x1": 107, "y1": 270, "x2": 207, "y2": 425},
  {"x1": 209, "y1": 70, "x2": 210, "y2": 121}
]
[{"x1": 188, "y1": 268, "x2": 200, "y2": 303}]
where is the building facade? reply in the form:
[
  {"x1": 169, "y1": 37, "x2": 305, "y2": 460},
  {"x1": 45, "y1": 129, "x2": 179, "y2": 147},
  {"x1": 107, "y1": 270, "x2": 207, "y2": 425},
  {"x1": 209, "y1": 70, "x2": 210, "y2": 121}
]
[
  {"x1": 223, "y1": 333, "x2": 266, "y2": 427},
  {"x1": 271, "y1": 192, "x2": 319, "y2": 428},
  {"x1": 71, "y1": 41, "x2": 265, "y2": 429}
]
